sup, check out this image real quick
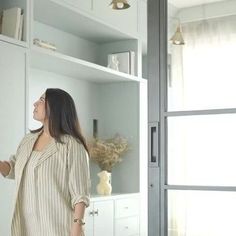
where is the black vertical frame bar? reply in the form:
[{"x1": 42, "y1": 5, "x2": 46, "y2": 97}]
[{"x1": 159, "y1": 0, "x2": 168, "y2": 235}]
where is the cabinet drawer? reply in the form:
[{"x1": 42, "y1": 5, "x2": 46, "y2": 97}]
[
  {"x1": 115, "y1": 216, "x2": 139, "y2": 236},
  {"x1": 115, "y1": 198, "x2": 139, "y2": 218}
]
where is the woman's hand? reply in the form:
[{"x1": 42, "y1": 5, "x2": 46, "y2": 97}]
[
  {"x1": 0, "y1": 161, "x2": 10, "y2": 177},
  {"x1": 70, "y1": 223, "x2": 84, "y2": 236}
]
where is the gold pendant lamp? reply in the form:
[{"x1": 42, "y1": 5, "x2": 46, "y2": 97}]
[
  {"x1": 170, "y1": 24, "x2": 185, "y2": 45},
  {"x1": 109, "y1": 0, "x2": 130, "y2": 10}
]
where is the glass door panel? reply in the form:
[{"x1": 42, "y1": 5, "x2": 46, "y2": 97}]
[
  {"x1": 168, "y1": 190, "x2": 236, "y2": 236},
  {"x1": 168, "y1": 114, "x2": 236, "y2": 186},
  {"x1": 165, "y1": 1, "x2": 236, "y2": 236},
  {"x1": 167, "y1": 1, "x2": 236, "y2": 111}
]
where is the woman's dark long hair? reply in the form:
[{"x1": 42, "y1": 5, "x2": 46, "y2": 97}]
[{"x1": 31, "y1": 88, "x2": 90, "y2": 156}]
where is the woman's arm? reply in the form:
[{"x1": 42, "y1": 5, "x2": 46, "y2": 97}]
[
  {"x1": 70, "y1": 202, "x2": 86, "y2": 236},
  {"x1": 0, "y1": 161, "x2": 11, "y2": 177},
  {"x1": 68, "y1": 139, "x2": 91, "y2": 236}
]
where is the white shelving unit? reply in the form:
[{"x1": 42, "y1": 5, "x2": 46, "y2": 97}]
[{"x1": 0, "y1": 0, "x2": 148, "y2": 235}]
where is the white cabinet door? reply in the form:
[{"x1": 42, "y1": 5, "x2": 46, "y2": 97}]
[
  {"x1": 0, "y1": 41, "x2": 26, "y2": 236},
  {"x1": 84, "y1": 200, "x2": 114, "y2": 236},
  {"x1": 94, "y1": 200, "x2": 114, "y2": 236},
  {"x1": 84, "y1": 204, "x2": 94, "y2": 236},
  {"x1": 93, "y1": 0, "x2": 138, "y2": 37}
]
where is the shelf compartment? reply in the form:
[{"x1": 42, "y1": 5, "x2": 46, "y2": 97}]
[
  {"x1": 30, "y1": 46, "x2": 141, "y2": 83},
  {"x1": 34, "y1": 0, "x2": 136, "y2": 43},
  {"x1": 0, "y1": 34, "x2": 27, "y2": 48},
  {"x1": 0, "y1": 0, "x2": 29, "y2": 44}
]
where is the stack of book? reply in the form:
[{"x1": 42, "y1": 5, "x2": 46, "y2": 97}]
[
  {"x1": 108, "y1": 51, "x2": 136, "y2": 75},
  {"x1": 0, "y1": 7, "x2": 24, "y2": 41}
]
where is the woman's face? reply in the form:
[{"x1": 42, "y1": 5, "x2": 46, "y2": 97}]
[{"x1": 33, "y1": 93, "x2": 47, "y2": 122}]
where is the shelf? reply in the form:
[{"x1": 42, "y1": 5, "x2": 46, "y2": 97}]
[
  {"x1": 0, "y1": 34, "x2": 27, "y2": 48},
  {"x1": 30, "y1": 46, "x2": 141, "y2": 83},
  {"x1": 34, "y1": 0, "x2": 136, "y2": 43}
]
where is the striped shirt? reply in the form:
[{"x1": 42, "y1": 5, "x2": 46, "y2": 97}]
[{"x1": 5, "y1": 131, "x2": 91, "y2": 236}]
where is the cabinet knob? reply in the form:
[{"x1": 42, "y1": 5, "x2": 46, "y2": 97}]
[
  {"x1": 89, "y1": 211, "x2": 94, "y2": 216},
  {"x1": 124, "y1": 206, "x2": 129, "y2": 209},
  {"x1": 94, "y1": 209, "x2": 99, "y2": 216},
  {"x1": 125, "y1": 226, "x2": 129, "y2": 229}
]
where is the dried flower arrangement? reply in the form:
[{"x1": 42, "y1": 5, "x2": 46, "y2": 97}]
[{"x1": 88, "y1": 133, "x2": 130, "y2": 172}]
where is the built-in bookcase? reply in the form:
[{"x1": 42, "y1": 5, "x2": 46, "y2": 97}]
[
  {"x1": 0, "y1": 0, "x2": 148, "y2": 235},
  {"x1": 28, "y1": 0, "x2": 147, "y2": 196}
]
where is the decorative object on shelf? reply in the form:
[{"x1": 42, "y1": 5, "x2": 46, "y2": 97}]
[
  {"x1": 93, "y1": 119, "x2": 98, "y2": 139},
  {"x1": 108, "y1": 51, "x2": 135, "y2": 75},
  {"x1": 88, "y1": 133, "x2": 130, "y2": 172},
  {"x1": 1, "y1": 7, "x2": 24, "y2": 40},
  {"x1": 33, "y1": 38, "x2": 57, "y2": 51},
  {"x1": 96, "y1": 170, "x2": 112, "y2": 195},
  {"x1": 109, "y1": 0, "x2": 130, "y2": 10},
  {"x1": 107, "y1": 54, "x2": 119, "y2": 71}
]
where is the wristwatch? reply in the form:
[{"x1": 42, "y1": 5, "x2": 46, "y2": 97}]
[{"x1": 73, "y1": 218, "x2": 85, "y2": 225}]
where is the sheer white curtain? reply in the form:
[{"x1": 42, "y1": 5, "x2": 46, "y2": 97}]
[
  {"x1": 168, "y1": 15, "x2": 236, "y2": 236},
  {"x1": 168, "y1": 15, "x2": 236, "y2": 111}
]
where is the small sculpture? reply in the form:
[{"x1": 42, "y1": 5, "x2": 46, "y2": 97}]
[
  {"x1": 96, "y1": 170, "x2": 112, "y2": 195},
  {"x1": 107, "y1": 54, "x2": 119, "y2": 71}
]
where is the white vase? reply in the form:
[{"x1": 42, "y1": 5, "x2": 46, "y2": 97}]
[{"x1": 96, "y1": 170, "x2": 112, "y2": 195}]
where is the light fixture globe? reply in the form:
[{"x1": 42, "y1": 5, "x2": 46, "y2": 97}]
[{"x1": 109, "y1": 0, "x2": 130, "y2": 10}]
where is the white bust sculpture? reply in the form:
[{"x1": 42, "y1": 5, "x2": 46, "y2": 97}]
[
  {"x1": 96, "y1": 170, "x2": 112, "y2": 195},
  {"x1": 107, "y1": 54, "x2": 119, "y2": 71}
]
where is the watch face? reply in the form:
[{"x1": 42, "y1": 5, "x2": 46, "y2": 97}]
[{"x1": 73, "y1": 219, "x2": 85, "y2": 225}]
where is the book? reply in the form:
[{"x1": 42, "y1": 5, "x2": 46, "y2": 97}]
[
  {"x1": 108, "y1": 51, "x2": 135, "y2": 75},
  {"x1": 0, "y1": 14, "x2": 3, "y2": 34},
  {"x1": 130, "y1": 51, "x2": 135, "y2": 76},
  {"x1": 18, "y1": 13, "x2": 24, "y2": 40},
  {"x1": 2, "y1": 7, "x2": 22, "y2": 39}
]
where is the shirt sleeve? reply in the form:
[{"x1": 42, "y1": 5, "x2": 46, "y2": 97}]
[
  {"x1": 68, "y1": 139, "x2": 91, "y2": 209},
  {"x1": 3, "y1": 133, "x2": 30, "y2": 179}
]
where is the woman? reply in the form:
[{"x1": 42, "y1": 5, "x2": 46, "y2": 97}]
[{"x1": 0, "y1": 88, "x2": 91, "y2": 236}]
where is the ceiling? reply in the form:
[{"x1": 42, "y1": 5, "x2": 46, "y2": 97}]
[{"x1": 169, "y1": 0, "x2": 229, "y2": 8}]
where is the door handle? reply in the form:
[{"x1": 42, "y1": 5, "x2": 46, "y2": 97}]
[
  {"x1": 94, "y1": 209, "x2": 99, "y2": 216},
  {"x1": 151, "y1": 126, "x2": 157, "y2": 163},
  {"x1": 149, "y1": 122, "x2": 159, "y2": 167}
]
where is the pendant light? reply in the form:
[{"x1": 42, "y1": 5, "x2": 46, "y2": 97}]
[
  {"x1": 170, "y1": 23, "x2": 185, "y2": 45},
  {"x1": 109, "y1": 0, "x2": 130, "y2": 10}
]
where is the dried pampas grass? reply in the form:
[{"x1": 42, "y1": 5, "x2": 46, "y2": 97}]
[{"x1": 88, "y1": 133, "x2": 130, "y2": 172}]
